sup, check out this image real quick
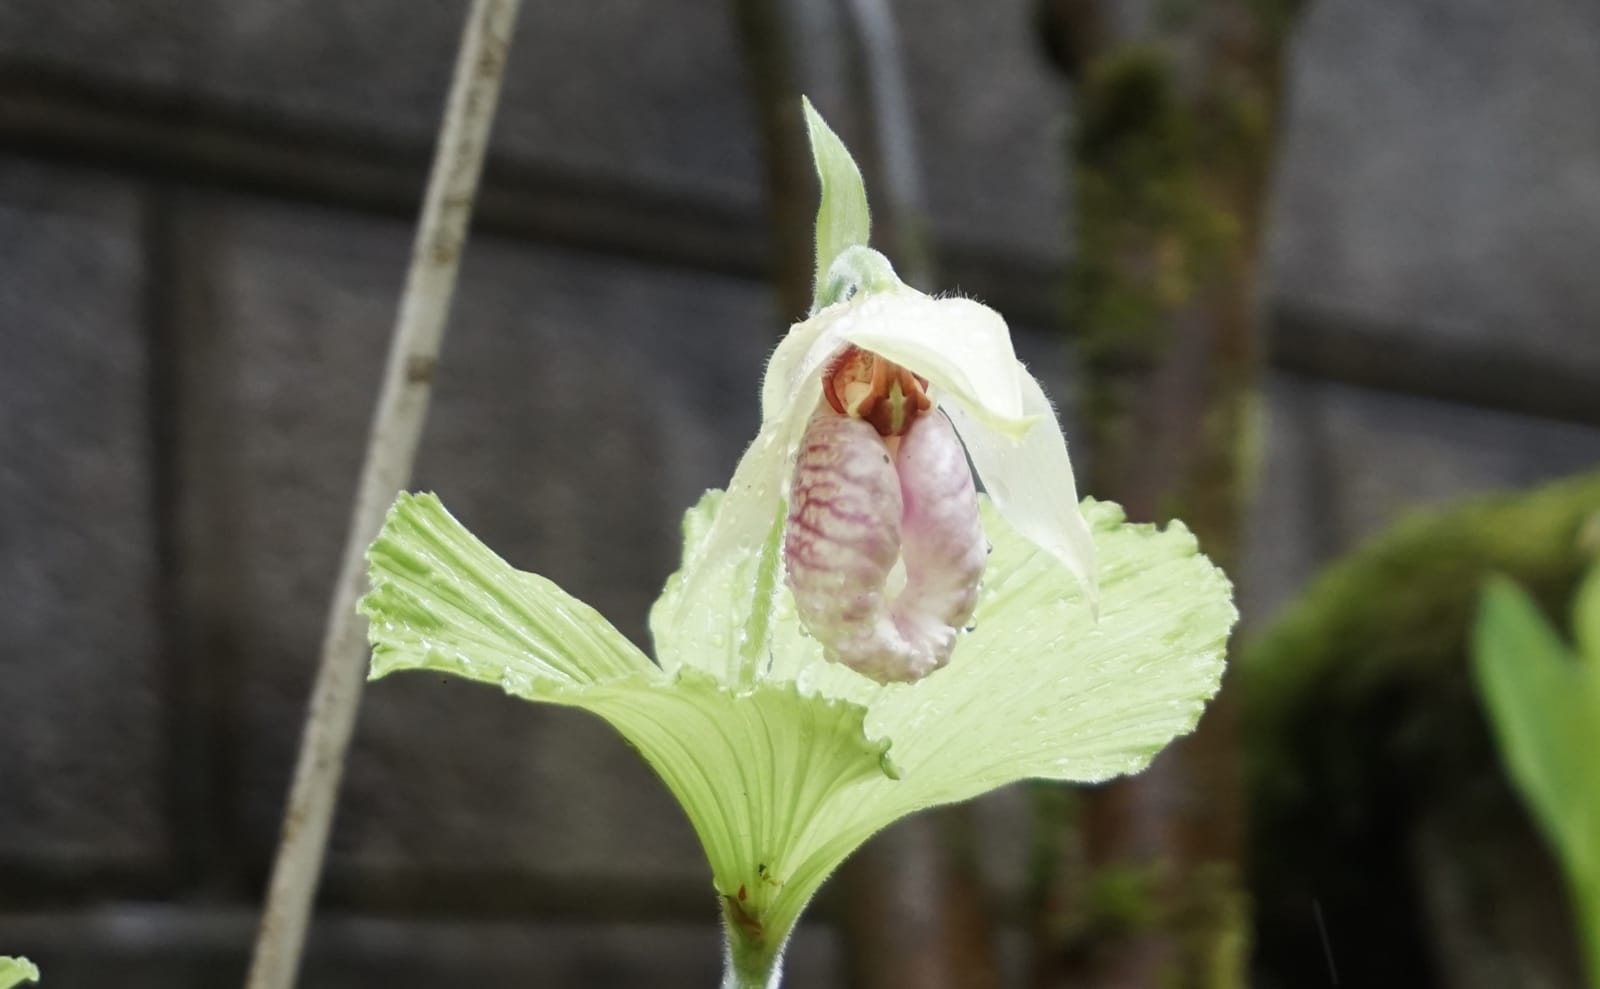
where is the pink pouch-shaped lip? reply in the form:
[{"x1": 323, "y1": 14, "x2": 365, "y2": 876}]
[{"x1": 784, "y1": 404, "x2": 985, "y2": 684}]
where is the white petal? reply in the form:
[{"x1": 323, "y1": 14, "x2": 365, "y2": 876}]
[
  {"x1": 836, "y1": 293, "x2": 1035, "y2": 439},
  {"x1": 678, "y1": 416, "x2": 788, "y2": 586},
  {"x1": 695, "y1": 307, "x2": 848, "y2": 572},
  {"x1": 667, "y1": 308, "x2": 853, "y2": 652},
  {"x1": 943, "y1": 368, "x2": 1098, "y2": 600},
  {"x1": 761, "y1": 301, "x2": 851, "y2": 424}
]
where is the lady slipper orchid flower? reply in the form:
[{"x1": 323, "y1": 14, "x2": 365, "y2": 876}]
[
  {"x1": 696, "y1": 244, "x2": 1098, "y2": 684},
  {"x1": 358, "y1": 99, "x2": 1235, "y2": 989}
]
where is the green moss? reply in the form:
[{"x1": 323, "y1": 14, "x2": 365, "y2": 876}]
[
  {"x1": 1071, "y1": 48, "x2": 1215, "y2": 360},
  {"x1": 1170, "y1": 863, "x2": 1250, "y2": 989},
  {"x1": 1068, "y1": 45, "x2": 1274, "y2": 372},
  {"x1": 1242, "y1": 472, "x2": 1600, "y2": 733},
  {"x1": 1067, "y1": 46, "x2": 1280, "y2": 559},
  {"x1": 1051, "y1": 860, "x2": 1248, "y2": 989},
  {"x1": 1088, "y1": 863, "x2": 1163, "y2": 932},
  {"x1": 1027, "y1": 782, "x2": 1078, "y2": 905},
  {"x1": 1243, "y1": 0, "x2": 1304, "y2": 47},
  {"x1": 1242, "y1": 470, "x2": 1600, "y2": 982},
  {"x1": 1244, "y1": 470, "x2": 1600, "y2": 815}
]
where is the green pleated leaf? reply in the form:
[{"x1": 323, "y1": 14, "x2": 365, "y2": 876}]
[
  {"x1": 654, "y1": 488, "x2": 1235, "y2": 793},
  {"x1": 364, "y1": 490, "x2": 1235, "y2": 982},
  {"x1": 363, "y1": 492, "x2": 896, "y2": 981},
  {"x1": 570, "y1": 670, "x2": 893, "y2": 971},
  {"x1": 877, "y1": 499, "x2": 1232, "y2": 801},
  {"x1": 361, "y1": 493, "x2": 658, "y2": 689},
  {"x1": 649, "y1": 488, "x2": 1235, "y2": 908},
  {"x1": 802, "y1": 97, "x2": 871, "y2": 312},
  {"x1": 0, "y1": 957, "x2": 39, "y2": 989},
  {"x1": 753, "y1": 498, "x2": 1234, "y2": 811}
]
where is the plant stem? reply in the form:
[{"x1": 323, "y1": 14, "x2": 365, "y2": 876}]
[
  {"x1": 241, "y1": 2, "x2": 522, "y2": 987},
  {"x1": 722, "y1": 932, "x2": 784, "y2": 989}
]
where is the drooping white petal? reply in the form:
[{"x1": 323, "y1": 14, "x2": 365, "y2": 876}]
[
  {"x1": 761, "y1": 301, "x2": 849, "y2": 423},
  {"x1": 658, "y1": 309, "x2": 853, "y2": 677},
  {"x1": 663, "y1": 416, "x2": 791, "y2": 681},
  {"x1": 943, "y1": 369, "x2": 1098, "y2": 599},
  {"x1": 765, "y1": 290, "x2": 1039, "y2": 442},
  {"x1": 836, "y1": 293, "x2": 1035, "y2": 439}
]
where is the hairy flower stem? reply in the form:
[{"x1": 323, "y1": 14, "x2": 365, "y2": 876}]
[{"x1": 722, "y1": 932, "x2": 785, "y2": 989}]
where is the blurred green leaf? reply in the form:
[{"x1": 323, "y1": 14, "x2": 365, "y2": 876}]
[
  {"x1": 1474, "y1": 577, "x2": 1586, "y2": 852},
  {"x1": 1574, "y1": 561, "x2": 1600, "y2": 671},
  {"x1": 1473, "y1": 571, "x2": 1600, "y2": 986}
]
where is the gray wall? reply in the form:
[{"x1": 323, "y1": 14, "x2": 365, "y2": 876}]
[{"x1": 3, "y1": 0, "x2": 1599, "y2": 984}]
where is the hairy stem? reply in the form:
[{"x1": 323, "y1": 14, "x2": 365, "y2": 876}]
[{"x1": 722, "y1": 926, "x2": 786, "y2": 989}]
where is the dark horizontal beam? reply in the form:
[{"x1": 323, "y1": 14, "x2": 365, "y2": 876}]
[
  {"x1": 3, "y1": 63, "x2": 1597, "y2": 430},
  {"x1": 0, "y1": 856, "x2": 1027, "y2": 926},
  {"x1": 1268, "y1": 300, "x2": 1600, "y2": 429},
  {"x1": 0, "y1": 903, "x2": 726, "y2": 956},
  {"x1": 0, "y1": 62, "x2": 1064, "y2": 325}
]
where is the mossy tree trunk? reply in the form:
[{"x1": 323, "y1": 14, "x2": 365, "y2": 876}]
[{"x1": 1032, "y1": 2, "x2": 1299, "y2": 986}]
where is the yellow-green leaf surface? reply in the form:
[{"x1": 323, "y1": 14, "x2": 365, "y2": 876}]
[
  {"x1": 367, "y1": 98, "x2": 1236, "y2": 989},
  {"x1": 362, "y1": 493, "x2": 656, "y2": 689},
  {"x1": 875, "y1": 498, "x2": 1229, "y2": 797},
  {"x1": 366, "y1": 488, "x2": 1233, "y2": 979},
  {"x1": 660, "y1": 492, "x2": 1232, "y2": 796},
  {"x1": 0, "y1": 957, "x2": 39, "y2": 989},
  {"x1": 364, "y1": 494, "x2": 895, "y2": 965}
]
